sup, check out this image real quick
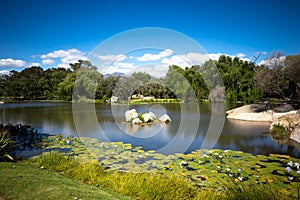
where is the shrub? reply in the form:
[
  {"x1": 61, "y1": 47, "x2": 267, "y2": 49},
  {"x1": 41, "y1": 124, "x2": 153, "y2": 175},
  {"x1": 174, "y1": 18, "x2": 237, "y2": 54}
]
[
  {"x1": 0, "y1": 124, "x2": 45, "y2": 160},
  {"x1": 0, "y1": 131, "x2": 15, "y2": 161},
  {"x1": 271, "y1": 124, "x2": 289, "y2": 136}
]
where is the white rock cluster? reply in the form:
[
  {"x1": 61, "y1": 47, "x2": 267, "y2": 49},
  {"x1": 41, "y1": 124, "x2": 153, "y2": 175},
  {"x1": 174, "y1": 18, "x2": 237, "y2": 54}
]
[{"x1": 125, "y1": 109, "x2": 171, "y2": 124}]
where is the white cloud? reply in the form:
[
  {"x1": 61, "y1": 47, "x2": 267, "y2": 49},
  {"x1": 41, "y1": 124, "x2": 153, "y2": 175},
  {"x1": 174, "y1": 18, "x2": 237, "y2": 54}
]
[
  {"x1": 161, "y1": 52, "x2": 251, "y2": 67},
  {"x1": 57, "y1": 63, "x2": 70, "y2": 68},
  {"x1": 0, "y1": 70, "x2": 10, "y2": 75},
  {"x1": 42, "y1": 59, "x2": 55, "y2": 65},
  {"x1": 41, "y1": 48, "x2": 87, "y2": 69},
  {"x1": 101, "y1": 61, "x2": 137, "y2": 75},
  {"x1": 258, "y1": 56, "x2": 286, "y2": 66},
  {"x1": 30, "y1": 62, "x2": 41, "y2": 66},
  {"x1": 0, "y1": 58, "x2": 26, "y2": 68},
  {"x1": 137, "y1": 49, "x2": 173, "y2": 61},
  {"x1": 162, "y1": 55, "x2": 190, "y2": 67},
  {"x1": 236, "y1": 53, "x2": 246, "y2": 58},
  {"x1": 41, "y1": 48, "x2": 83, "y2": 59}
]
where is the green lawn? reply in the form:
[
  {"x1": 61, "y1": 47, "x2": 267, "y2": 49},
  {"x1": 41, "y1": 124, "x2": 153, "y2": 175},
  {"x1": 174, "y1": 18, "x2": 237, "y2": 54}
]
[{"x1": 0, "y1": 162, "x2": 132, "y2": 200}]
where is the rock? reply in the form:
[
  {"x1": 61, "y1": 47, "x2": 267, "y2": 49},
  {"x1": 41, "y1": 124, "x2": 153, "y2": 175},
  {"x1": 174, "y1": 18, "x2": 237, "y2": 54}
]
[
  {"x1": 290, "y1": 128, "x2": 300, "y2": 143},
  {"x1": 159, "y1": 114, "x2": 171, "y2": 123},
  {"x1": 226, "y1": 104, "x2": 299, "y2": 122},
  {"x1": 142, "y1": 113, "x2": 152, "y2": 123},
  {"x1": 110, "y1": 96, "x2": 118, "y2": 103},
  {"x1": 125, "y1": 109, "x2": 138, "y2": 122},
  {"x1": 149, "y1": 112, "x2": 157, "y2": 120},
  {"x1": 250, "y1": 103, "x2": 270, "y2": 113},
  {"x1": 132, "y1": 118, "x2": 142, "y2": 124}
]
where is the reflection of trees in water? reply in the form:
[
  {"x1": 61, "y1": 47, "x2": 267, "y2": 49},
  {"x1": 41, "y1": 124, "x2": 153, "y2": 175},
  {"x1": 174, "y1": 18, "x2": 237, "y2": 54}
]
[
  {"x1": 216, "y1": 134, "x2": 300, "y2": 157},
  {"x1": 2, "y1": 103, "x2": 299, "y2": 157}
]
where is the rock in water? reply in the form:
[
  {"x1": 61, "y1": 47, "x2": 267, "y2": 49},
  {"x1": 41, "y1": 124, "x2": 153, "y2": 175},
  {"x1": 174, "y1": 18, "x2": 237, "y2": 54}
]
[
  {"x1": 125, "y1": 109, "x2": 138, "y2": 122},
  {"x1": 290, "y1": 128, "x2": 300, "y2": 143},
  {"x1": 149, "y1": 112, "x2": 157, "y2": 120},
  {"x1": 159, "y1": 114, "x2": 171, "y2": 123},
  {"x1": 142, "y1": 113, "x2": 152, "y2": 123},
  {"x1": 132, "y1": 118, "x2": 143, "y2": 124}
]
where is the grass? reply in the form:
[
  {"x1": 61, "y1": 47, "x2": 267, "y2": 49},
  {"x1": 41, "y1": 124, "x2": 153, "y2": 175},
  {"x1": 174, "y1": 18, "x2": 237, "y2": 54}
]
[
  {"x1": 31, "y1": 151, "x2": 208, "y2": 200},
  {"x1": 0, "y1": 161, "x2": 132, "y2": 200},
  {"x1": 40, "y1": 136, "x2": 300, "y2": 199},
  {"x1": 129, "y1": 98, "x2": 179, "y2": 104},
  {"x1": 30, "y1": 151, "x2": 300, "y2": 200}
]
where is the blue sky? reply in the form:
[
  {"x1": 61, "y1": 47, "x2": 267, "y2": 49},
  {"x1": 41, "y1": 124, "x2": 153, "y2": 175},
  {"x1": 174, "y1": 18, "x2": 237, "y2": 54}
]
[{"x1": 0, "y1": 0, "x2": 300, "y2": 76}]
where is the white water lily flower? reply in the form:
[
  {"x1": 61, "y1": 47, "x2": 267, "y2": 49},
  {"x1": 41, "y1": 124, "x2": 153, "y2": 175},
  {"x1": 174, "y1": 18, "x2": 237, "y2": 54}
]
[
  {"x1": 180, "y1": 161, "x2": 188, "y2": 167},
  {"x1": 229, "y1": 173, "x2": 234, "y2": 177},
  {"x1": 238, "y1": 168, "x2": 242, "y2": 172},
  {"x1": 288, "y1": 176, "x2": 294, "y2": 181},
  {"x1": 238, "y1": 177, "x2": 243, "y2": 181},
  {"x1": 226, "y1": 167, "x2": 230, "y2": 171},
  {"x1": 286, "y1": 167, "x2": 292, "y2": 173},
  {"x1": 294, "y1": 162, "x2": 300, "y2": 169},
  {"x1": 297, "y1": 171, "x2": 300, "y2": 175},
  {"x1": 287, "y1": 161, "x2": 293, "y2": 167},
  {"x1": 217, "y1": 166, "x2": 221, "y2": 169}
]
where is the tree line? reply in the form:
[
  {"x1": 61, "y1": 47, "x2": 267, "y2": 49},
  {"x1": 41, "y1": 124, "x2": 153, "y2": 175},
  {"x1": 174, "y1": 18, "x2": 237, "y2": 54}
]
[{"x1": 0, "y1": 53, "x2": 299, "y2": 103}]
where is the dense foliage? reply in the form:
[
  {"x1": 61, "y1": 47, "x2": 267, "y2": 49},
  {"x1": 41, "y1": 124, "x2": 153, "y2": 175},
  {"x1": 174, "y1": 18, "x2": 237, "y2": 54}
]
[{"x1": 1, "y1": 54, "x2": 299, "y2": 103}]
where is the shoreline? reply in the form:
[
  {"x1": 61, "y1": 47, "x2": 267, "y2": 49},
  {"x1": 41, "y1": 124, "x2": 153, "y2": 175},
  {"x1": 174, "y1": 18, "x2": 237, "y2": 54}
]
[{"x1": 226, "y1": 103, "x2": 300, "y2": 122}]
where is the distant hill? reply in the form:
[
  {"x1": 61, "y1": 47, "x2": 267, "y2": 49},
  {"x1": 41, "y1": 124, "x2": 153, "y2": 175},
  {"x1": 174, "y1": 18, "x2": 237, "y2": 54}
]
[{"x1": 103, "y1": 72, "x2": 125, "y2": 78}]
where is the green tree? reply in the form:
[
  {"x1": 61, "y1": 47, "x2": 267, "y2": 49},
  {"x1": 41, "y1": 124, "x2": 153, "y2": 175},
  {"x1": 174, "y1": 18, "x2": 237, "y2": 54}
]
[
  {"x1": 96, "y1": 75, "x2": 120, "y2": 100},
  {"x1": 74, "y1": 68, "x2": 103, "y2": 100},
  {"x1": 57, "y1": 72, "x2": 77, "y2": 101},
  {"x1": 165, "y1": 65, "x2": 196, "y2": 102},
  {"x1": 131, "y1": 72, "x2": 151, "y2": 84},
  {"x1": 284, "y1": 54, "x2": 300, "y2": 99}
]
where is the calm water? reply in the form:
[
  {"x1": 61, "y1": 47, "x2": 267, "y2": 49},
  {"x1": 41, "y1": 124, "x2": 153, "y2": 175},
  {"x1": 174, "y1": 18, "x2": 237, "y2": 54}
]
[{"x1": 1, "y1": 102, "x2": 299, "y2": 158}]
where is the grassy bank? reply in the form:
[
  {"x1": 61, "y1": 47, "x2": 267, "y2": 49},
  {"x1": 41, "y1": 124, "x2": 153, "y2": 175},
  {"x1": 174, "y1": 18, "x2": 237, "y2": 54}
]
[
  {"x1": 128, "y1": 98, "x2": 179, "y2": 104},
  {"x1": 0, "y1": 162, "x2": 132, "y2": 200},
  {"x1": 26, "y1": 135, "x2": 300, "y2": 199}
]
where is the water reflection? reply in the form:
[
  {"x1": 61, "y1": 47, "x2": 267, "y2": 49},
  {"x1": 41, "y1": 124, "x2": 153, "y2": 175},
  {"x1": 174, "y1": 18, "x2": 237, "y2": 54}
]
[{"x1": 0, "y1": 102, "x2": 299, "y2": 157}]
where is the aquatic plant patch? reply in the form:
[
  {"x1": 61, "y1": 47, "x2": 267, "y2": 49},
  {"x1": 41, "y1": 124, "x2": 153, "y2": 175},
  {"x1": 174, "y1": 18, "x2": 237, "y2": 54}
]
[{"x1": 38, "y1": 135, "x2": 300, "y2": 198}]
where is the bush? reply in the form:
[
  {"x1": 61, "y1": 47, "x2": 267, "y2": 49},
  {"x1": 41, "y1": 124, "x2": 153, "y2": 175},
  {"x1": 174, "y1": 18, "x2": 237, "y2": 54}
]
[
  {"x1": 0, "y1": 124, "x2": 45, "y2": 160},
  {"x1": 0, "y1": 131, "x2": 15, "y2": 161},
  {"x1": 271, "y1": 124, "x2": 289, "y2": 136}
]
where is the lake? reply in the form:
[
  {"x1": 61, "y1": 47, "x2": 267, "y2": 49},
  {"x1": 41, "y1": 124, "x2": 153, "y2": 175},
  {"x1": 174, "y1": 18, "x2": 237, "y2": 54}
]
[{"x1": 1, "y1": 102, "x2": 299, "y2": 158}]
